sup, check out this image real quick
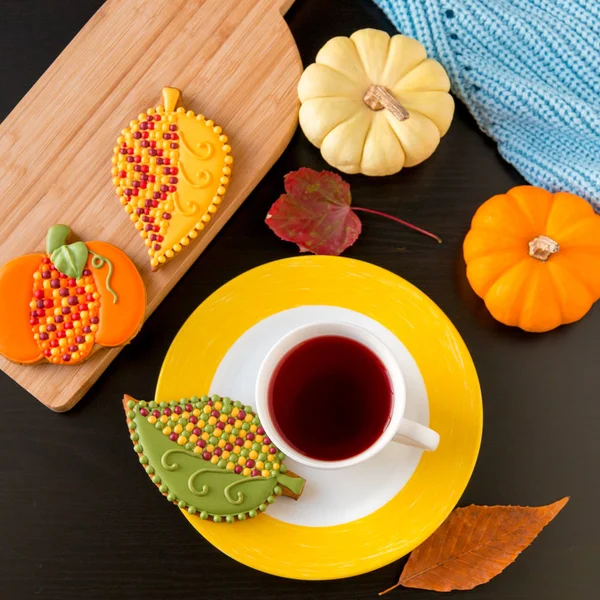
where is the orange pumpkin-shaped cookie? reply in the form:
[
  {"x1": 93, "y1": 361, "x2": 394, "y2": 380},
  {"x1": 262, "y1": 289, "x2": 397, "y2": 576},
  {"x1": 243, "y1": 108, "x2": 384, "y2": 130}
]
[
  {"x1": 464, "y1": 186, "x2": 600, "y2": 332},
  {"x1": 0, "y1": 225, "x2": 146, "y2": 365},
  {"x1": 112, "y1": 87, "x2": 233, "y2": 270}
]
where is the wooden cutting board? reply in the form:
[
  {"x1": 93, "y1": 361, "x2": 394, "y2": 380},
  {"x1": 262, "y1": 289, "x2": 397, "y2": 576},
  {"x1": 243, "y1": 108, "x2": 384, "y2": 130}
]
[{"x1": 0, "y1": 0, "x2": 301, "y2": 411}]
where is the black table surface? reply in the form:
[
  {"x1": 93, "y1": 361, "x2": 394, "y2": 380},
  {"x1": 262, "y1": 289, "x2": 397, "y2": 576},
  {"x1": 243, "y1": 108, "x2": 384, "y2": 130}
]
[{"x1": 1, "y1": 1, "x2": 597, "y2": 598}]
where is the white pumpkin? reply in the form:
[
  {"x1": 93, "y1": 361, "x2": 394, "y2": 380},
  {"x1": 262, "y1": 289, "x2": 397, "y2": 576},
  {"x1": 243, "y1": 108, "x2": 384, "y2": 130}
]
[{"x1": 298, "y1": 29, "x2": 454, "y2": 176}]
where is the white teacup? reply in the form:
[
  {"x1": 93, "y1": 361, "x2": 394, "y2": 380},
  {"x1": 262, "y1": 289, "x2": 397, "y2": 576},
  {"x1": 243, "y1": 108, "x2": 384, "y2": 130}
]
[{"x1": 255, "y1": 322, "x2": 440, "y2": 470}]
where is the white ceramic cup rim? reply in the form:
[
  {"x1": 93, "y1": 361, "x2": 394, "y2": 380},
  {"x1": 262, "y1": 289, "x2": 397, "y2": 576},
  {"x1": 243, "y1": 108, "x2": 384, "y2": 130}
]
[{"x1": 255, "y1": 322, "x2": 408, "y2": 470}]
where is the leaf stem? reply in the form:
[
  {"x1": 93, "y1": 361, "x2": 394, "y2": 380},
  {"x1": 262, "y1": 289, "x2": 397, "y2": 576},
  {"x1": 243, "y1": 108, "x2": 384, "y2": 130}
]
[
  {"x1": 352, "y1": 207, "x2": 442, "y2": 244},
  {"x1": 378, "y1": 581, "x2": 401, "y2": 596}
]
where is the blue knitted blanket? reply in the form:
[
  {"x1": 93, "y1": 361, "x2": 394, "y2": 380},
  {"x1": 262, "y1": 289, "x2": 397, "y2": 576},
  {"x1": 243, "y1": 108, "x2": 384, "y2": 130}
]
[{"x1": 373, "y1": 0, "x2": 600, "y2": 208}]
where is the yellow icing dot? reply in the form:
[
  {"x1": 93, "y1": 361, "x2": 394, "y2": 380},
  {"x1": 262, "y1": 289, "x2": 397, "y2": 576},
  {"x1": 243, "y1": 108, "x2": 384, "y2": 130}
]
[
  {"x1": 231, "y1": 407, "x2": 240, "y2": 418},
  {"x1": 71, "y1": 352, "x2": 80, "y2": 361},
  {"x1": 261, "y1": 469, "x2": 271, "y2": 478},
  {"x1": 171, "y1": 413, "x2": 179, "y2": 422},
  {"x1": 219, "y1": 414, "x2": 228, "y2": 423},
  {"x1": 244, "y1": 414, "x2": 253, "y2": 423},
  {"x1": 202, "y1": 432, "x2": 210, "y2": 441},
  {"x1": 147, "y1": 416, "x2": 157, "y2": 425},
  {"x1": 174, "y1": 424, "x2": 183, "y2": 434},
  {"x1": 228, "y1": 434, "x2": 236, "y2": 443},
  {"x1": 224, "y1": 424, "x2": 233, "y2": 433},
  {"x1": 193, "y1": 446, "x2": 203, "y2": 454},
  {"x1": 267, "y1": 455, "x2": 275, "y2": 462},
  {"x1": 203, "y1": 405, "x2": 211, "y2": 414},
  {"x1": 208, "y1": 416, "x2": 217, "y2": 426},
  {"x1": 242, "y1": 467, "x2": 251, "y2": 476},
  {"x1": 256, "y1": 461, "x2": 264, "y2": 470},
  {"x1": 273, "y1": 463, "x2": 280, "y2": 470},
  {"x1": 243, "y1": 440, "x2": 252, "y2": 450},
  {"x1": 249, "y1": 450, "x2": 258, "y2": 460},
  {"x1": 234, "y1": 419, "x2": 243, "y2": 428},
  {"x1": 211, "y1": 455, "x2": 219, "y2": 465},
  {"x1": 214, "y1": 401, "x2": 223, "y2": 410},
  {"x1": 163, "y1": 426, "x2": 173, "y2": 436},
  {"x1": 226, "y1": 462, "x2": 235, "y2": 470},
  {"x1": 255, "y1": 435, "x2": 264, "y2": 443},
  {"x1": 206, "y1": 444, "x2": 215, "y2": 453},
  {"x1": 160, "y1": 415, "x2": 168, "y2": 424},
  {"x1": 193, "y1": 409, "x2": 201, "y2": 417},
  {"x1": 189, "y1": 434, "x2": 198, "y2": 444},
  {"x1": 238, "y1": 456, "x2": 246, "y2": 466},
  {"x1": 58, "y1": 338, "x2": 67, "y2": 347},
  {"x1": 250, "y1": 424, "x2": 257, "y2": 433},
  {"x1": 222, "y1": 451, "x2": 230, "y2": 459},
  {"x1": 261, "y1": 445, "x2": 270, "y2": 454},
  {"x1": 213, "y1": 429, "x2": 222, "y2": 438},
  {"x1": 182, "y1": 411, "x2": 190, "y2": 419},
  {"x1": 185, "y1": 422, "x2": 194, "y2": 432},
  {"x1": 239, "y1": 429, "x2": 247, "y2": 438},
  {"x1": 218, "y1": 439, "x2": 227, "y2": 448},
  {"x1": 233, "y1": 446, "x2": 241, "y2": 455},
  {"x1": 198, "y1": 419, "x2": 206, "y2": 429},
  {"x1": 177, "y1": 436, "x2": 187, "y2": 446}
]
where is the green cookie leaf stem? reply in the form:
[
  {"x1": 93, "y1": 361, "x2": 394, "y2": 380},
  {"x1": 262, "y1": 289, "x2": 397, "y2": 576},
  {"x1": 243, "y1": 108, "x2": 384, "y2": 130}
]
[{"x1": 46, "y1": 224, "x2": 72, "y2": 255}]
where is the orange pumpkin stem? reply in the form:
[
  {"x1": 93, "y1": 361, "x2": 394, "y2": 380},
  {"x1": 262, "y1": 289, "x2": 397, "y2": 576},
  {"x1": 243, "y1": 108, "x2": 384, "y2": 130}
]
[
  {"x1": 528, "y1": 235, "x2": 559, "y2": 262},
  {"x1": 363, "y1": 85, "x2": 410, "y2": 121}
]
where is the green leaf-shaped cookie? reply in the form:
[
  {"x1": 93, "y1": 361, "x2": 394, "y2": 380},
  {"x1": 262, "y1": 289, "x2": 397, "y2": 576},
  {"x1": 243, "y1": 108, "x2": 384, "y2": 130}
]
[{"x1": 124, "y1": 394, "x2": 305, "y2": 523}]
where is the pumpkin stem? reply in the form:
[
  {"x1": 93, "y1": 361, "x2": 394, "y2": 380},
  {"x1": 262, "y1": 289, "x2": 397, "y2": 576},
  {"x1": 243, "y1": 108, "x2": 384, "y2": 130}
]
[
  {"x1": 528, "y1": 235, "x2": 559, "y2": 261},
  {"x1": 162, "y1": 87, "x2": 182, "y2": 113},
  {"x1": 363, "y1": 85, "x2": 410, "y2": 121}
]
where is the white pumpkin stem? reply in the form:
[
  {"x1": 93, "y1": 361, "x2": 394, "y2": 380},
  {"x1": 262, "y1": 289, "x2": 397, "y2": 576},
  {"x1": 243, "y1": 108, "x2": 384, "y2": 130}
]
[
  {"x1": 363, "y1": 85, "x2": 409, "y2": 121},
  {"x1": 528, "y1": 235, "x2": 559, "y2": 261}
]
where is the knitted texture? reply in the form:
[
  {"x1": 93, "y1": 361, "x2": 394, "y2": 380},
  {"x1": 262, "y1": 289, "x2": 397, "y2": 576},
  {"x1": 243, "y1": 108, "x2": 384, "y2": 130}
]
[{"x1": 373, "y1": 0, "x2": 600, "y2": 208}]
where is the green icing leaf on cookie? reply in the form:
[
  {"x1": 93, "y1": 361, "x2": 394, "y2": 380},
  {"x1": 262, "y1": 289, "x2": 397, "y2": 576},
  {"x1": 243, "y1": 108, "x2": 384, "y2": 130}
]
[
  {"x1": 51, "y1": 241, "x2": 89, "y2": 280},
  {"x1": 123, "y1": 395, "x2": 305, "y2": 522}
]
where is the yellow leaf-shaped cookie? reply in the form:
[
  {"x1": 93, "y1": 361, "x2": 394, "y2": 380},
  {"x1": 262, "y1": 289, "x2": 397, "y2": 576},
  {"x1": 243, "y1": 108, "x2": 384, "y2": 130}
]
[{"x1": 112, "y1": 87, "x2": 233, "y2": 270}]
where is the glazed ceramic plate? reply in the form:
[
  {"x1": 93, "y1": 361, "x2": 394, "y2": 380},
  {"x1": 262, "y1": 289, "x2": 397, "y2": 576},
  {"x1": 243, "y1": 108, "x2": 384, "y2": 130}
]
[{"x1": 156, "y1": 257, "x2": 482, "y2": 580}]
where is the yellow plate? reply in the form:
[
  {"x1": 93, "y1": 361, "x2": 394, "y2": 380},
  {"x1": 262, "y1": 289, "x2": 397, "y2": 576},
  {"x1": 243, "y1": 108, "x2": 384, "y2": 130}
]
[{"x1": 156, "y1": 256, "x2": 482, "y2": 580}]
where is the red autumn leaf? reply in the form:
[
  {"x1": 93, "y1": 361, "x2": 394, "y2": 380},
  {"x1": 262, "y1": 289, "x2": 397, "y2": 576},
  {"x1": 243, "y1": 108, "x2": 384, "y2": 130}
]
[
  {"x1": 265, "y1": 168, "x2": 362, "y2": 255},
  {"x1": 265, "y1": 168, "x2": 441, "y2": 255},
  {"x1": 381, "y1": 497, "x2": 569, "y2": 594}
]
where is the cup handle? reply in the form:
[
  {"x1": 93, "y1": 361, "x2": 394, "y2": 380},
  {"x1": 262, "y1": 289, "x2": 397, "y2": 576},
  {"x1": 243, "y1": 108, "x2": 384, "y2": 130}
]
[{"x1": 393, "y1": 418, "x2": 440, "y2": 451}]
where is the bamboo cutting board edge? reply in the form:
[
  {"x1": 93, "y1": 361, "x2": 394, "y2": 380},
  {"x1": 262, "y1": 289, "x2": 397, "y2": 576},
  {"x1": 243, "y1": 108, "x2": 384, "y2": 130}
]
[{"x1": 0, "y1": 0, "x2": 302, "y2": 411}]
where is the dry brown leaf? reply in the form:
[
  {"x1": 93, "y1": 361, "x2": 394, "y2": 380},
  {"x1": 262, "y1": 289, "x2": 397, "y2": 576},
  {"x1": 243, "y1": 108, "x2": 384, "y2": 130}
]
[{"x1": 381, "y1": 497, "x2": 569, "y2": 594}]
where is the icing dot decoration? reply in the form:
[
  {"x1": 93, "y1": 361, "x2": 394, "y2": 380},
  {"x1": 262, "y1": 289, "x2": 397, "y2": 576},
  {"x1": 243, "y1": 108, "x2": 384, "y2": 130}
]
[
  {"x1": 124, "y1": 393, "x2": 304, "y2": 523},
  {"x1": 113, "y1": 87, "x2": 232, "y2": 270}
]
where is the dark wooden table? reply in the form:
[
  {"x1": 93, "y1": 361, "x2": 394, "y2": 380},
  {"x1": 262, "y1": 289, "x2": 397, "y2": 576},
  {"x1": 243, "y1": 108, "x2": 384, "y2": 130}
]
[{"x1": 1, "y1": 1, "x2": 597, "y2": 598}]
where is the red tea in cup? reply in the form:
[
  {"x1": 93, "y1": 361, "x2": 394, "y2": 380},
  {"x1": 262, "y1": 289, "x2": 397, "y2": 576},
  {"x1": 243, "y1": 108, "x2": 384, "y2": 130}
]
[{"x1": 268, "y1": 335, "x2": 393, "y2": 461}]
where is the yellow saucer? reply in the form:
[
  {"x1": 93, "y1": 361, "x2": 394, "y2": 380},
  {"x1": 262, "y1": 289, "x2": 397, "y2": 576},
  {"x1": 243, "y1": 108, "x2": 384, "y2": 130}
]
[{"x1": 156, "y1": 256, "x2": 482, "y2": 580}]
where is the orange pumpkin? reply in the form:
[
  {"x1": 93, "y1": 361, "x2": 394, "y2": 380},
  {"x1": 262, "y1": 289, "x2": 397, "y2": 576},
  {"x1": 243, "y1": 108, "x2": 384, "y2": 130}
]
[
  {"x1": 0, "y1": 225, "x2": 146, "y2": 365},
  {"x1": 463, "y1": 186, "x2": 600, "y2": 333}
]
